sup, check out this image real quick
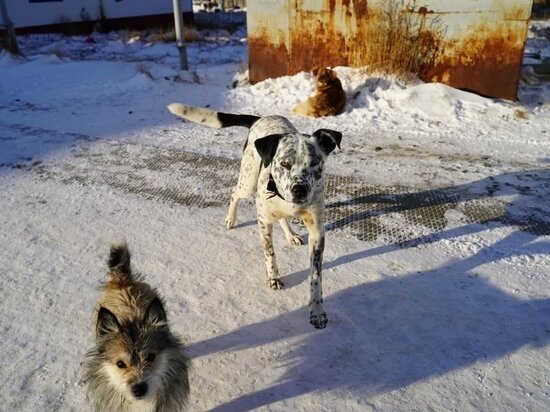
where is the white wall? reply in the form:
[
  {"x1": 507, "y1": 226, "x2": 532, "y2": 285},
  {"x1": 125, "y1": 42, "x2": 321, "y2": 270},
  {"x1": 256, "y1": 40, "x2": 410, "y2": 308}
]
[{"x1": 5, "y1": 0, "x2": 192, "y2": 29}]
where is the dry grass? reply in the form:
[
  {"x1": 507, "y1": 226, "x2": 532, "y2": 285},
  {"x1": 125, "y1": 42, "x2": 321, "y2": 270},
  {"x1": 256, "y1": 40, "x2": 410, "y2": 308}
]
[
  {"x1": 119, "y1": 26, "x2": 199, "y2": 44},
  {"x1": 362, "y1": 0, "x2": 444, "y2": 79},
  {"x1": 146, "y1": 26, "x2": 199, "y2": 43},
  {"x1": 514, "y1": 109, "x2": 529, "y2": 120},
  {"x1": 120, "y1": 30, "x2": 142, "y2": 43}
]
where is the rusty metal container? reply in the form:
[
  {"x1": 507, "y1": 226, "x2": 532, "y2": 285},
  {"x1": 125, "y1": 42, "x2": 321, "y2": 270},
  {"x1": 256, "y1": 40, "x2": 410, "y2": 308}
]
[{"x1": 247, "y1": 0, "x2": 533, "y2": 100}]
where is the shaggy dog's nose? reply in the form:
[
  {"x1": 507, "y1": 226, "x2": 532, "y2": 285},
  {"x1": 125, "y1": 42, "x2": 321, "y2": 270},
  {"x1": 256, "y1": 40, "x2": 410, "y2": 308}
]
[{"x1": 131, "y1": 382, "x2": 148, "y2": 398}]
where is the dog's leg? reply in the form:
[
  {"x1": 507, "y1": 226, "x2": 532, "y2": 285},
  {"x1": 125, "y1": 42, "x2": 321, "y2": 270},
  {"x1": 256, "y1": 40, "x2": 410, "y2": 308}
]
[
  {"x1": 225, "y1": 192, "x2": 240, "y2": 229},
  {"x1": 258, "y1": 218, "x2": 283, "y2": 290},
  {"x1": 302, "y1": 210, "x2": 328, "y2": 329},
  {"x1": 279, "y1": 218, "x2": 304, "y2": 246},
  {"x1": 225, "y1": 148, "x2": 258, "y2": 229}
]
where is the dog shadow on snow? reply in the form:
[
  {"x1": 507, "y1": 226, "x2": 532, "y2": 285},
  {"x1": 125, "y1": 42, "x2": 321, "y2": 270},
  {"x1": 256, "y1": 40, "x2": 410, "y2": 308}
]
[
  {"x1": 188, "y1": 168, "x2": 550, "y2": 411},
  {"x1": 191, "y1": 229, "x2": 550, "y2": 411}
]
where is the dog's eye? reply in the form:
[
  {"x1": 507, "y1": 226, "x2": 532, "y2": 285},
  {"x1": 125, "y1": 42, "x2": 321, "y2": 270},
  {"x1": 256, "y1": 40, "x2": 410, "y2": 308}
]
[
  {"x1": 280, "y1": 160, "x2": 291, "y2": 170},
  {"x1": 146, "y1": 353, "x2": 156, "y2": 363},
  {"x1": 116, "y1": 360, "x2": 126, "y2": 369}
]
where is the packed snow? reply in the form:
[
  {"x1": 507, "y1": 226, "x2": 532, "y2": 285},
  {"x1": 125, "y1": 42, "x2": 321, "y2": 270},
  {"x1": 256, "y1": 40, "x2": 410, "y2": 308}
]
[{"x1": 0, "y1": 15, "x2": 549, "y2": 412}]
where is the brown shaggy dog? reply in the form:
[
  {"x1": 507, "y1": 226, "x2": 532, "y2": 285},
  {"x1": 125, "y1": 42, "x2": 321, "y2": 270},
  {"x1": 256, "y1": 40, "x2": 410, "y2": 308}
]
[
  {"x1": 84, "y1": 244, "x2": 190, "y2": 411},
  {"x1": 293, "y1": 67, "x2": 346, "y2": 117}
]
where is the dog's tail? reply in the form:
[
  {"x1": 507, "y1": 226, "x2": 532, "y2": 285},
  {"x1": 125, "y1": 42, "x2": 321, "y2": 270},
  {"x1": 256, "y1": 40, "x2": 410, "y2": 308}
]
[
  {"x1": 292, "y1": 99, "x2": 314, "y2": 117},
  {"x1": 107, "y1": 243, "x2": 134, "y2": 286},
  {"x1": 168, "y1": 103, "x2": 260, "y2": 129}
]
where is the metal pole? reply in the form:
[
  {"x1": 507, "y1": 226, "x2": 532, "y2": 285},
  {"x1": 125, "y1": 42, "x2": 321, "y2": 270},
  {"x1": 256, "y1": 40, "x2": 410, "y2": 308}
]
[
  {"x1": 172, "y1": 0, "x2": 188, "y2": 70},
  {"x1": 0, "y1": 0, "x2": 20, "y2": 54}
]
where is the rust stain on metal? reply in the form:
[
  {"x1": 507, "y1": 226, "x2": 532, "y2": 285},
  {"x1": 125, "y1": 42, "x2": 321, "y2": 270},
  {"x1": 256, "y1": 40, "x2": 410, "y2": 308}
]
[
  {"x1": 247, "y1": 0, "x2": 532, "y2": 100},
  {"x1": 248, "y1": 29, "x2": 289, "y2": 83},
  {"x1": 288, "y1": 8, "x2": 348, "y2": 74},
  {"x1": 353, "y1": 1, "x2": 368, "y2": 19},
  {"x1": 503, "y1": 4, "x2": 532, "y2": 20},
  {"x1": 424, "y1": 22, "x2": 527, "y2": 100}
]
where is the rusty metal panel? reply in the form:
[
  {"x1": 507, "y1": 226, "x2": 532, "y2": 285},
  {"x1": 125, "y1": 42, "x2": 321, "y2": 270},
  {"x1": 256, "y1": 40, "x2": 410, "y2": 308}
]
[
  {"x1": 247, "y1": 0, "x2": 291, "y2": 82},
  {"x1": 247, "y1": 0, "x2": 533, "y2": 100},
  {"x1": 417, "y1": 1, "x2": 532, "y2": 100}
]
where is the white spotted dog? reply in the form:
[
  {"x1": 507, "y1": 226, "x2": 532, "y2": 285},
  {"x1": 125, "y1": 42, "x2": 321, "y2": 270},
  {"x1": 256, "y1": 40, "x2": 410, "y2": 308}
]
[{"x1": 167, "y1": 103, "x2": 342, "y2": 329}]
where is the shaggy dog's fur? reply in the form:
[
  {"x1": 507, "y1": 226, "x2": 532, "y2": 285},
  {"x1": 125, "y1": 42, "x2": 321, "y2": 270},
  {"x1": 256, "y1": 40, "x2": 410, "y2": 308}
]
[
  {"x1": 84, "y1": 244, "x2": 190, "y2": 411},
  {"x1": 293, "y1": 67, "x2": 346, "y2": 117}
]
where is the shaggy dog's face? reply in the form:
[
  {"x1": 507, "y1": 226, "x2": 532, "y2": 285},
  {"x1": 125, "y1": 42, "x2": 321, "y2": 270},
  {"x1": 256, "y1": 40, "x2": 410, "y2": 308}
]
[
  {"x1": 95, "y1": 301, "x2": 170, "y2": 402},
  {"x1": 313, "y1": 67, "x2": 340, "y2": 88}
]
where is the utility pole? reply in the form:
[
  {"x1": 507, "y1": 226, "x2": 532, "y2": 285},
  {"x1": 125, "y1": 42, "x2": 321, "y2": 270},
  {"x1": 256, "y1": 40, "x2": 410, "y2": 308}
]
[
  {"x1": 0, "y1": 0, "x2": 19, "y2": 54},
  {"x1": 172, "y1": 0, "x2": 188, "y2": 70}
]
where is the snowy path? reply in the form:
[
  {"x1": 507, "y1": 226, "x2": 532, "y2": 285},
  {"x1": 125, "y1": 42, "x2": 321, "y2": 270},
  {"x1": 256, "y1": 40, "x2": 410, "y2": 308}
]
[
  {"x1": 3, "y1": 121, "x2": 547, "y2": 242},
  {"x1": 1, "y1": 120, "x2": 549, "y2": 411},
  {"x1": 1, "y1": 20, "x2": 550, "y2": 410}
]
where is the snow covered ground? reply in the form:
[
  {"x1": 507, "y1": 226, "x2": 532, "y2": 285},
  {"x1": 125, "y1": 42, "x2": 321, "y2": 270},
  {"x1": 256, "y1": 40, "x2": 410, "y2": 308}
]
[{"x1": 0, "y1": 17, "x2": 549, "y2": 411}]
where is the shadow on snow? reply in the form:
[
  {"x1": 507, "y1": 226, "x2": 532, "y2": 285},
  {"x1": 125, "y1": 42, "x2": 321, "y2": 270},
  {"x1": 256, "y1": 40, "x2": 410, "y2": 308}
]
[{"x1": 188, "y1": 168, "x2": 550, "y2": 410}]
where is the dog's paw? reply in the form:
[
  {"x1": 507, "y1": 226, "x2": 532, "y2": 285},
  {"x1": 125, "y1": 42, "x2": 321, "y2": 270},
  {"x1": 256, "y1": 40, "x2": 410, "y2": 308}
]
[
  {"x1": 286, "y1": 234, "x2": 304, "y2": 246},
  {"x1": 267, "y1": 277, "x2": 284, "y2": 290},
  {"x1": 309, "y1": 303, "x2": 328, "y2": 329},
  {"x1": 224, "y1": 215, "x2": 235, "y2": 230}
]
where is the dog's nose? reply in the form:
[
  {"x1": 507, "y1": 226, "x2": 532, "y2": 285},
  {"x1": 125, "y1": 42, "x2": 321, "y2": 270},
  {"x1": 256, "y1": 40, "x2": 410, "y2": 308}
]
[
  {"x1": 131, "y1": 382, "x2": 148, "y2": 398},
  {"x1": 291, "y1": 184, "x2": 308, "y2": 199}
]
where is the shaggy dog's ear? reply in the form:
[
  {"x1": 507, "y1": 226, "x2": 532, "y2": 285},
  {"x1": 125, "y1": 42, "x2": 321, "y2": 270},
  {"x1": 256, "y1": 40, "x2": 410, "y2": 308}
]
[
  {"x1": 312, "y1": 129, "x2": 342, "y2": 156},
  {"x1": 326, "y1": 68, "x2": 338, "y2": 80},
  {"x1": 255, "y1": 134, "x2": 283, "y2": 167},
  {"x1": 97, "y1": 307, "x2": 121, "y2": 337},
  {"x1": 144, "y1": 298, "x2": 167, "y2": 326}
]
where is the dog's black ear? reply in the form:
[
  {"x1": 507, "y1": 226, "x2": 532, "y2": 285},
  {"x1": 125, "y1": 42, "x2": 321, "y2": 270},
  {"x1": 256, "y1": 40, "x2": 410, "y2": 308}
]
[
  {"x1": 97, "y1": 307, "x2": 120, "y2": 337},
  {"x1": 254, "y1": 134, "x2": 283, "y2": 167},
  {"x1": 144, "y1": 297, "x2": 167, "y2": 326},
  {"x1": 312, "y1": 129, "x2": 342, "y2": 156}
]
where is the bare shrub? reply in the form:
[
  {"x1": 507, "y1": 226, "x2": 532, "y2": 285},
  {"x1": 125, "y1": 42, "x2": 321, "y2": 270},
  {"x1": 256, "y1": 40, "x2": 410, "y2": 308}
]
[{"x1": 362, "y1": 0, "x2": 444, "y2": 79}]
